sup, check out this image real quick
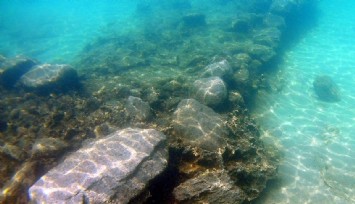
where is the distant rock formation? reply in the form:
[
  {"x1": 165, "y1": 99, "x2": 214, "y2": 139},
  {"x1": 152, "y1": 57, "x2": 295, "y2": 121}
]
[
  {"x1": 313, "y1": 75, "x2": 340, "y2": 102},
  {"x1": 29, "y1": 128, "x2": 168, "y2": 203}
]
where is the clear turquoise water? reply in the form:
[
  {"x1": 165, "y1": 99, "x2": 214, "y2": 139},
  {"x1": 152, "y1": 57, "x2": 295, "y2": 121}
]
[
  {"x1": 254, "y1": 0, "x2": 355, "y2": 203},
  {"x1": 1, "y1": 0, "x2": 354, "y2": 203},
  {"x1": 0, "y1": 0, "x2": 136, "y2": 63}
]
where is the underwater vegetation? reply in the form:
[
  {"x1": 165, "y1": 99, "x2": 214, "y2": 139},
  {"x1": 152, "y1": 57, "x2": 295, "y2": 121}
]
[{"x1": 0, "y1": 0, "x2": 318, "y2": 203}]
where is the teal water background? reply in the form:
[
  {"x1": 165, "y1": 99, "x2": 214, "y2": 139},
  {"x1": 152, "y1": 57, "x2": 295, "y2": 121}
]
[
  {"x1": 0, "y1": 0, "x2": 136, "y2": 63},
  {"x1": 254, "y1": 0, "x2": 355, "y2": 203}
]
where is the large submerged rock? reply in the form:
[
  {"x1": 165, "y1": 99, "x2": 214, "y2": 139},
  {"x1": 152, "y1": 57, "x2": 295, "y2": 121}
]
[
  {"x1": 29, "y1": 128, "x2": 168, "y2": 204},
  {"x1": 313, "y1": 75, "x2": 340, "y2": 102},
  {"x1": 0, "y1": 56, "x2": 37, "y2": 88},
  {"x1": 19, "y1": 63, "x2": 79, "y2": 93},
  {"x1": 192, "y1": 77, "x2": 227, "y2": 107},
  {"x1": 172, "y1": 99, "x2": 229, "y2": 151},
  {"x1": 201, "y1": 59, "x2": 232, "y2": 78}
]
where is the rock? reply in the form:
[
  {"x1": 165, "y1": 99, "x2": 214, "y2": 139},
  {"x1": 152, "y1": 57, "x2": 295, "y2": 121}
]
[
  {"x1": 229, "y1": 91, "x2": 245, "y2": 106},
  {"x1": 182, "y1": 13, "x2": 206, "y2": 27},
  {"x1": 313, "y1": 75, "x2": 340, "y2": 102},
  {"x1": 247, "y1": 44, "x2": 275, "y2": 62},
  {"x1": 233, "y1": 68, "x2": 249, "y2": 84},
  {"x1": 1, "y1": 143, "x2": 25, "y2": 161},
  {"x1": 270, "y1": 0, "x2": 298, "y2": 14},
  {"x1": 173, "y1": 170, "x2": 246, "y2": 204},
  {"x1": 201, "y1": 59, "x2": 232, "y2": 78},
  {"x1": 253, "y1": 27, "x2": 281, "y2": 48},
  {"x1": 172, "y1": 99, "x2": 228, "y2": 151},
  {"x1": 263, "y1": 14, "x2": 285, "y2": 29},
  {"x1": 231, "y1": 13, "x2": 263, "y2": 34},
  {"x1": 19, "y1": 64, "x2": 79, "y2": 93},
  {"x1": 231, "y1": 18, "x2": 250, "y2": 34},
  {"x1": 0, "y1": 56, "x2": 37, "y2": 88},
  {"x1": 126, "y1": 96, "x2": 152, "y2": 122},
  {"x1": 29, "y1": 128, "x2": 167, "y2": 204},
  {"x1": 30, "y1": 137, "x2": 69, "y2": 158},
  {"x1": 192, "y1": 77, "x2": 227, "y2": 107}
]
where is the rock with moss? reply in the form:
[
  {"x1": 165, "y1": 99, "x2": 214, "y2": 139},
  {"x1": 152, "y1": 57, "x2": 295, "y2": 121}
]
[
  {"x1": 192, "y1": 77, "x2": 227, "y2": 107},
  {"x1": 29, "y1": 128, "x2": 168, "y2": 204},
  {"x1": 171, "y1": 99, "x2": 229, "y2": 151},
  {"x1": 201, "y1": 59, "x2": 232, "y2": 78},
  {"x1": 19, "y1": 64, "x2": 79, "y2": 93},
  {"x1": 313, "y1": 75, "x2": 340, "y2": 102},
  {"x1": 173, "y1": 170, "x2": 246, "y2": 204},
  {"x1": 125, "y1": 96, "x2": 152, "y2": 122},
  {"x1": 0, "y1": 56, "x2": 37, "y2": 88}
]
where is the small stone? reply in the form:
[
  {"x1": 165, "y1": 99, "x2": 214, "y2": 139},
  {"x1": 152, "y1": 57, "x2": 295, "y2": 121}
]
[
  {"x1": 1, "y1": 143, "x2": 25, "y2": 161},
  {"x1": 126, "y1": 96, "x2": 152, "y2": 122},
  {"x1": 192, "y1": 77, "x2": 227, "y2": 107},
  {"x1": 233, "y1": 68, "x2": 249, "y2": 84},
  {"x1": 229, "y1": 91, "x2": 245, "y2": 106},
  {"x1": 313, "y1": 75, "x2": 340, "y2": 102},
  {"x1": 31, "y1": 137, "x2": 69, "y2": 158}
]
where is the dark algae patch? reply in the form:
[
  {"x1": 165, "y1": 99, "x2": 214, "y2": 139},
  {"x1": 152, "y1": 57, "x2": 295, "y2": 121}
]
[{"x1": 0, "y1": 0, "x2": 317, "y2": 203}]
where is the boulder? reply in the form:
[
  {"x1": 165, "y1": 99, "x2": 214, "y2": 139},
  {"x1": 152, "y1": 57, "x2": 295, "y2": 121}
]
[
  {"x1": 201, "y1": 59, "x2": 232, "y2": 78},
  {"x1": 263, "y1": 14, "x2": 285, "y2": 29},
  {"x1": 29, "y1": 128, "x2": 168, "y2": 204},
  {"x1": 19, "y1": 64, "x2": 79, "y2": 93},
  {"x1": 126, "y1": 96, "x2": 152, "y2": 122},
  {"x1": 192, "y1": 77, "x2": 227, "y2": 107},
  {"x1": 171, "y1": 99, "x2": 228, "y2": 151},
  {"x1": 0, "y1": 56, "x2": 37, "y2": 88},
  {"x1": 173, "y1": 170, "x2": 246, "y2": 204},
  {"x1": 247, "y1": 44, "x2": 275, "y2": 62},
  {"x1": 253, "y1": 27, "x2": 282, "y2": 48},
  {"x1": 182, "y1": 13, "x2": 206, "y2": 27},
  {"x1": 313, "y1": 75, "x2": 340, "y2": 102}
]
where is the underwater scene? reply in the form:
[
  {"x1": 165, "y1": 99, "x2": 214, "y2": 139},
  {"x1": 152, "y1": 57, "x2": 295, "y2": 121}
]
[{"x1": 0, "y1": 0, "x2": 353, "y2": 203}]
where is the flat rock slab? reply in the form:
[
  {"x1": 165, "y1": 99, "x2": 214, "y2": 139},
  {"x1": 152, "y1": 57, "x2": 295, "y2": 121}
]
[
  {"x1": 19, "y1": 63, "x2": 78, "y2": 92},
  {"x1": 29, "y1": 128, "x2": 167, "y2": 204}
]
